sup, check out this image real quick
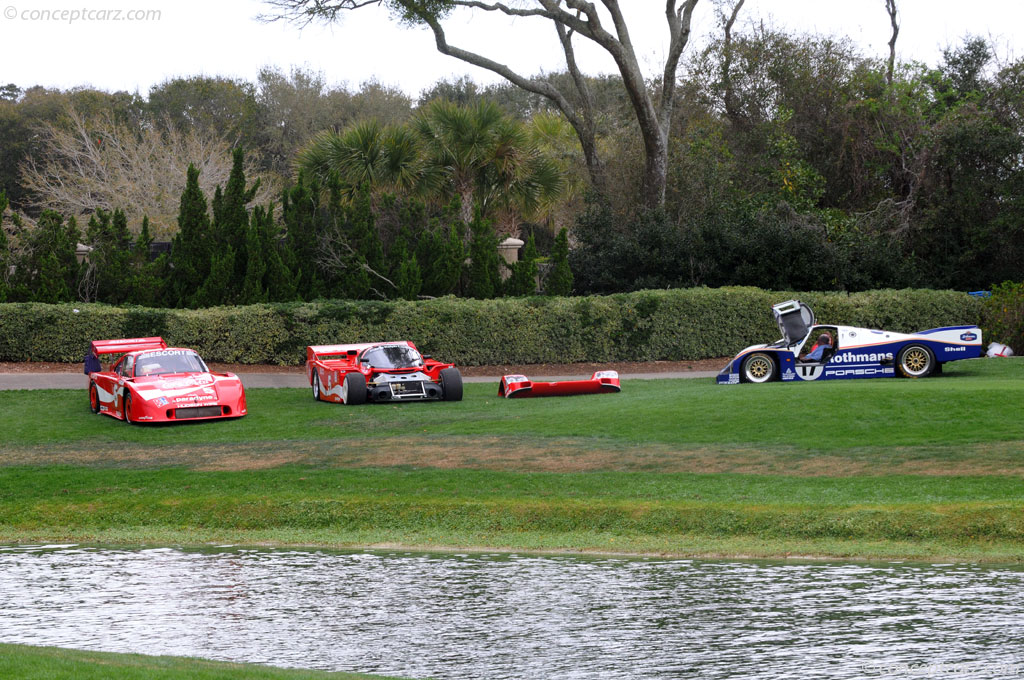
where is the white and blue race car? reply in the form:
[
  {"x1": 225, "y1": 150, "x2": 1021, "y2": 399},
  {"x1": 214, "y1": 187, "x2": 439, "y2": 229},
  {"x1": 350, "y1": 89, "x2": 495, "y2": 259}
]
[{"x1": 717, "y1": 300, "x2": 983, "y2": 385}]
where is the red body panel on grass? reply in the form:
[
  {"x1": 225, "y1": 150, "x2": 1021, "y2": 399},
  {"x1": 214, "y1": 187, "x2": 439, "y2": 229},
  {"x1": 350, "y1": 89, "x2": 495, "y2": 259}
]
[
  {"x1": 87, "y1": 337, "x2": 247, "y2": 423},
  {"x1": 498, "y1": 371, "x2": 622, "y2": 398},
  {"x1": 306, "y1": 341, "x2": 462, "y2": 404}
]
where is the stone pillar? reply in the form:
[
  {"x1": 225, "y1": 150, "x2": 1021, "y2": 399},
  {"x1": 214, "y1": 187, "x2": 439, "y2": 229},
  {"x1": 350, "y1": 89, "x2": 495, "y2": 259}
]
[{"x1": 497, "y1": 237, "x2": 524, "y2": 281}]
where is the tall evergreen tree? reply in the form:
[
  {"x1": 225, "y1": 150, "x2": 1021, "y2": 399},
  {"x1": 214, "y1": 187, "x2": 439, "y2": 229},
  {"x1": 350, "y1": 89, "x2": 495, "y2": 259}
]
[
  {"x1": 545, "y1": 227, "x2": 573, "y2": 296},
  {"x1": 338, "y1": 254, "x2": 372, "y2": 300},
  {"x1": 390, "y1": 227, "x2": 422, "y2": 300},
  {"x1": 239, "y1": 207, "x2": 269, "y2": 304},
  {"x1": 466, "y1": 211, "x2": 501, "y2": 299},
  {"x1": 169, "y1": 164, "x2": 212, "y2": 307},
  {"x1": 127, "y1": 216, "x2": 164, "y2": 307},
  {"x1": 506, "y1": 232, "x2": 539, "y2": 296},
  {"x1": 282, "y1": 172, "x2": 323, "y2": 300},
  {"x1": 195, "y1": 247, "x2": 235, "y2": 308},
  {"x1": 85, "y1": 208, "x2": 133, "y2": 303},
  {"x1": 348, "y1": 185, "x2": 384, "y2": 275},
  {"x1": 259, "y1": 205, "x2": 298, "y2": 302},
  {"x1": 210, "y1": 148, "x2": 259, "y2": 302},
  {"x1": 13, "y1": 210, "x2": 81, "y2": 302},
  {"x1": 0, "y1": 191, "x2": 9, "y2": 302},
  {"x1": 417, "y1": 202, "x2": 464, "y2": 297}
]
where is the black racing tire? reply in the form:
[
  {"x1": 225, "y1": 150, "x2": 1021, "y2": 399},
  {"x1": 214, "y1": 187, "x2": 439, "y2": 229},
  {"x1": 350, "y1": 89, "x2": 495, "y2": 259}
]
[
  {"x1": 742, "y1": 353, "x2": 777, "y2": 384},
  {"x1": 89, "y1": 383, "x2": 100, "y2": 414},
  {"x1": 123, "y1": 392, "x2": 137, "y2": 425},
  {"x1": 440, "y1": 367, "x2": 463, "y2": 402},
  {"x1": 897, "y1": 344, "x2": 934, "y2": 379},
  {"x1": 343, "y1": 372, "x2": 367, "y2": 405},
  {"x1": 312, "y1": 373, "x2": 322, "y2": 401}
]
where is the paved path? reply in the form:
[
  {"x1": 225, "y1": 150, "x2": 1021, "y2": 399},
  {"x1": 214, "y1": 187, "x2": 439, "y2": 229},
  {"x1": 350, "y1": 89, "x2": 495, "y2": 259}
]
[{"x1": 0, "y1": 370, "x2": 719, "y2": 391}]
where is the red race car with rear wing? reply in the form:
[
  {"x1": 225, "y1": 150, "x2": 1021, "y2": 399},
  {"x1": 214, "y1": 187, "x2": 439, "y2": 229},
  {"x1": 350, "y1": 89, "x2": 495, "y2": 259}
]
[
  {"x1": 306, "y1": 341, "x2": 463, "y2": 404},
  {"x1": 86, "y1": 337, "x2": 247, "y2": 423}
]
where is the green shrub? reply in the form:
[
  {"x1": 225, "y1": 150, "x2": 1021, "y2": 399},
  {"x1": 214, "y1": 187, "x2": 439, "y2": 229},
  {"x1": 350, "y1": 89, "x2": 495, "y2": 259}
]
[
  {"x1": 981, "y1": 282, "x2": 1024, "y2": 354},
  {"x1": 0, "y1": 288, "x2": 983, "y2": 365}
]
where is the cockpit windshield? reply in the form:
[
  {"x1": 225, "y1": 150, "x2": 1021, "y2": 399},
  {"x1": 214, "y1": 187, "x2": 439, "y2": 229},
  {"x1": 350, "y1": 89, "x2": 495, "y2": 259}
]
[
  {"x1": 133, "y1": 349, "x2": 208, "y2": 377},
  {"x1": 360, "y1": 345, "x2": 423, "y2": 369}
]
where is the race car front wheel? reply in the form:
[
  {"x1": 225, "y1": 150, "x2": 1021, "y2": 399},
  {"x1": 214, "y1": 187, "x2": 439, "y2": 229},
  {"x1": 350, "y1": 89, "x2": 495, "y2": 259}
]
[
  {"x1": 89, "y1": 383, "x2": 100, "y2": 414},
  {"x1": 312, "y1": 373, "x2": 322, "y2": 401},
  {"x1": 742, "y1": 353, "x2": 777, "y2": 384},
  {"x1": 123, "y1": 393, "x2": 137, "y2": 425},
  {"x1": 342, "y1": 372, "x2": 367, "y2": 405},
  {"x1": 440, "y1": 367, "x2": 463, "y2": 402},
  {"x1": 897, "y1": 344, "x2": 934, "y2": 378}
]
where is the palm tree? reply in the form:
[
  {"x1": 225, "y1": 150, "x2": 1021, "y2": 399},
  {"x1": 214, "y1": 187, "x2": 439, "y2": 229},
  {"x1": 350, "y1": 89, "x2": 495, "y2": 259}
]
[
  {"x1": 295, "y1": 100, "x2": 564, "y2": 233},
  {"x1": 412, "y1": 100, "x2": 564, "y2": 227},
  {"x1": 295, "y1": 120, "x2": 429, "y2": 198}
]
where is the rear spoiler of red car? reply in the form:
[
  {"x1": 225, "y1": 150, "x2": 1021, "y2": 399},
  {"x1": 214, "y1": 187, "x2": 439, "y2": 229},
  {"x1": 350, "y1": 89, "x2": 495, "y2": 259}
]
[
  {"x1": 91, "y1": 337, "x2": 167, "y2": 356},
  {"x1": 307, "y1": 341, "x2": 416, "y2": 363},
  {"x1": 498, "y1": 371, "x2": 621, "y2": 398}
]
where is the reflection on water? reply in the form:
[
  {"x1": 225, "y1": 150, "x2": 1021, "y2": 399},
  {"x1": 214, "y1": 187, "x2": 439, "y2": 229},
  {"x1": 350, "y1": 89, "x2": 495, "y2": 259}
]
[{"x1": 1, "y1": 545, "x2": 1022, "y2": 679}]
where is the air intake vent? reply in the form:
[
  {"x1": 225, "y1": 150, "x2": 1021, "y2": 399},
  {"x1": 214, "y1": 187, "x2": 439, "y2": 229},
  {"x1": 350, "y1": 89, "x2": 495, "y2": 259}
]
[{"x1": 174, "y1": 406, "x2": 223, "y2": 419}]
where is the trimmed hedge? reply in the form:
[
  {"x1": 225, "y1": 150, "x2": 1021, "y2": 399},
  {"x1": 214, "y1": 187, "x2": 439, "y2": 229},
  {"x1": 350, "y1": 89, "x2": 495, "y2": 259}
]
[{"x1": 0, "y1": 288, "x2": 984, "y2": 366}]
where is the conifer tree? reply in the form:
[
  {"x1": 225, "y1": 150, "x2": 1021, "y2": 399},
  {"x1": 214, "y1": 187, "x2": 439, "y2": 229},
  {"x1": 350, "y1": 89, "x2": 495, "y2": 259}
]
[
  {"x1": 127, "y1": 216, "x2": 164, "y2": 307},
  {"x1": 35, "y1": 252, "x2": 70, "y2": 303},
  {"x1": 195, "y1": 247, "x2": 235, "y2": 308},
  {"x1": 417, "y1": 213, "x2": 465, "y2": 297},
  {"x1": 466, "y1": 210, "x2": 501, "y2": 299},
  {"x1": 390, "y1": 228, "x2": 422, "y2": 300},
  {"x1": 239, "y1": 207, "x2": 269, "y2": 304},
  {"x1": 85, "y1": 208, "x2": 133, "y2": 303},
  {"x1": 210, "y1": 148, "x2": 259, "y2": 302},
  {"x1": 506, "y1": 232, "x2": 539, "y2": 296},
  {"x1": 348, "y1": 186, "x2": 384, "y2": 276},
  {"x1": 545, "y1": 227, "x2": 573, "y2": 296},
  {"x1": 339, "y1": 254, "x2": 372, "y2": 299},
  {"x1": 16, "y1": 211, "x2": 81, "y2": 302},
  {"x1": 0, "y1": 191, "x2": 9, "y2": 302},
  {"x1": 259, "y1": 205, "x2": 298, "y2": 302},
  {"x1": 169, "y1": 164, "x2": 212, "y2": 307},
  {"x1": 282, "y1": 172, "x2": 322, "y2": 300}
]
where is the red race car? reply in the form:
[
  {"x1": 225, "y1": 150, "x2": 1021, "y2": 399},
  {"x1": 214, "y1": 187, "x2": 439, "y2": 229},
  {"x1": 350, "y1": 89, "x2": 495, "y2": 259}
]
[
  {"x1": 86, "y1": 337, "x2": 247, "y2": 423},
  {"x1": 306, "y1": 341, "x2": 463, "y2": 404}
]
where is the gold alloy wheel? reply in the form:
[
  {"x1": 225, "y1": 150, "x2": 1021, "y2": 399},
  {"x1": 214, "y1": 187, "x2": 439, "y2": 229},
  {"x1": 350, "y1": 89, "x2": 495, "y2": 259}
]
[
  {"x1": 904, "y1": 348, "x2": 928, "y2": 372},
  {"x1": 899, "y1": 344, "x2": 933, "y2": 378},
  {"x1": 744, "y1": 353, "x2": 775, "y2": 383}
]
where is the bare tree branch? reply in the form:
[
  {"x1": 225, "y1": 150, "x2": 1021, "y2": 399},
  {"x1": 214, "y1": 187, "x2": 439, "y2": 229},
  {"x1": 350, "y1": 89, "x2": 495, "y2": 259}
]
[
  {"x1": 316, "y1": 219, "x2": 397, "y2": 299},
  {"x1": 720, "y1": 0, "x2": 746, "y2": 123},
  {"x1": 885, "y1": 0, "x2": 899, "y2": 86}
]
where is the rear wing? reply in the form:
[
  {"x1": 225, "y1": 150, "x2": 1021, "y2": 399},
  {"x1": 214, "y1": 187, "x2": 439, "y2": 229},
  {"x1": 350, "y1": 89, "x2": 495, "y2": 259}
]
[
  {"x1": 306, "y1": 341, "x2": 415, "y2": 363},
  {"x1": 307, "y1": 344, "x2": 362, "y2": 363},
  {"x1": 91, "y1": 337, "x2": 167, "y2": 356}
]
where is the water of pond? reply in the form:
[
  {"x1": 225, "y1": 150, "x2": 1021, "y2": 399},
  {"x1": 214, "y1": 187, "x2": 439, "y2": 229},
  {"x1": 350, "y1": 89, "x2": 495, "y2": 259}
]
[{"x1": 1, "y1": 545, "x2": 1022, "y2": 679}]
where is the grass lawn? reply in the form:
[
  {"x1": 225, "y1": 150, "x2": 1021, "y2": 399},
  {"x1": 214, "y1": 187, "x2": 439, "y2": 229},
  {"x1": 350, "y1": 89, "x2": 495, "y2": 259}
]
[
  {"x1": 1, "y1": 357, "x2": 1022, "y2": 561},
  {"x1": 0, "y1": 644, "x2": 403, "y2": 680}
]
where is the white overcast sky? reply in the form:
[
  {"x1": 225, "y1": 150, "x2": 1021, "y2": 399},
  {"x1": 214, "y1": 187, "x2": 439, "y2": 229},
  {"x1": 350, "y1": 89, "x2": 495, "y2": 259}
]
[{"x1": 1, "y1": 0, "x2": 1021, "y2": 98}]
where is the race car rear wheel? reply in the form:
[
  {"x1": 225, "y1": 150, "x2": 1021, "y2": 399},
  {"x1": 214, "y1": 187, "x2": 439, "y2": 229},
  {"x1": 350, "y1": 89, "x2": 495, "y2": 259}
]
[
  {"x1": 440, "y1": 367, "x2": 463, "y2": 402},
  {"x1": 742, "y1": 353, "x2": 777, "y2": 384},
  {"x1": 312, "y1": 373, "x2": 322, "y2": 401},
  {"x1": 89, "y1": 383, "x2": 100, "y2": 414},
  {"x1": 897, "y1": 344, "x2": 934, "y2": 378},
  {"x1": 342, "y1": 372, "x2": 367, "y2": 405}
]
